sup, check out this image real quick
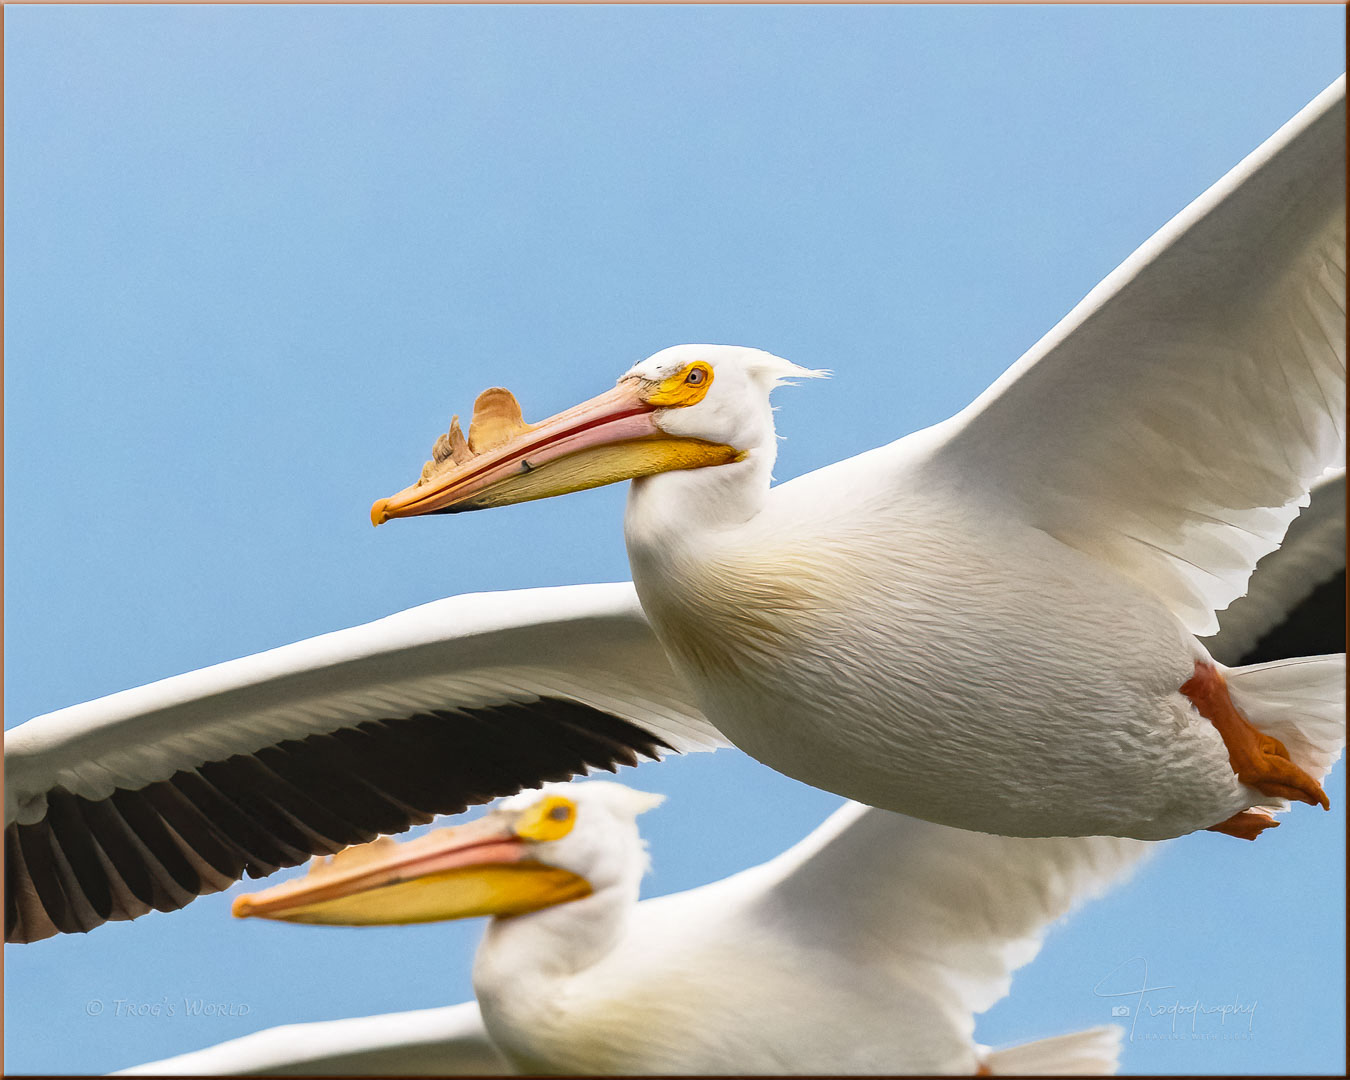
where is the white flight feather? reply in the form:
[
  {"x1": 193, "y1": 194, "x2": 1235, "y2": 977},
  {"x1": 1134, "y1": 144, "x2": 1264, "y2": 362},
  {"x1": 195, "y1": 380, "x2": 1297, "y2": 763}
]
[{"x1": 5, "y1": 583, "x2": 722, "y2": 827}]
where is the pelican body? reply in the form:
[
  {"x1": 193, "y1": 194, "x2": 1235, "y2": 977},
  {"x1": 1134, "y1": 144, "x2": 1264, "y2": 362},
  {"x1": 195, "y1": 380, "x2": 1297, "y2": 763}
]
[{"x1": 624, "y1": 406, "x2": 1224, "y2": 839}]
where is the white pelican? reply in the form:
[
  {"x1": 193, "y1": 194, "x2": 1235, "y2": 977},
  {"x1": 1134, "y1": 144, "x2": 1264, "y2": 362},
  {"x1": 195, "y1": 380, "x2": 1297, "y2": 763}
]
[
  {"x1": 106, "y1": 483, "x2": 1348, "y2": 1076},
  {"x1": 123, "y1": 781, "x2": 1146, "y2": 1076},
  {"x1": 5, "y1": 77, "x2": 1345, "y2": 942}
]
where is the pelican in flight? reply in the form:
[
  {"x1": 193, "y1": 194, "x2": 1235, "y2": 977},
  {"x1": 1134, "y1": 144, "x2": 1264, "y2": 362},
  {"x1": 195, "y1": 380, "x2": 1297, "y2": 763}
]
[
  {"x1": 5, "y1": 78, "x2": 1345, "y2": 942},
  {"x1": 124, "y1": 782, "x2": 1145, "y2": 1076}
]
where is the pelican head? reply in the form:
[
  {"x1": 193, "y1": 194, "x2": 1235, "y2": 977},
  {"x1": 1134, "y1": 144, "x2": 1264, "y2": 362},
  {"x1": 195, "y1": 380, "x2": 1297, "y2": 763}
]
[
  {"x1": 371, "y1": 345, "x2": 824, "y2": 523},
  {"x1": 230, "y1": 782, "x2": 665, "y2": 927}
]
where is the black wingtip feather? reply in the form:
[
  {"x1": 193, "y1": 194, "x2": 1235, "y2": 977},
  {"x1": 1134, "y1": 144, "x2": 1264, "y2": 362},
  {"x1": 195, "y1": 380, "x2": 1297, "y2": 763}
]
[{"x1": 1238, "y1": 569, "x2": 1346, "y2": 665}]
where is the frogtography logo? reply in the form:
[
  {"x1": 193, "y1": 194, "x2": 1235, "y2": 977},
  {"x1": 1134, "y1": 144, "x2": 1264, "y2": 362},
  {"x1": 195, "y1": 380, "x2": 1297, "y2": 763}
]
[{"x1": 1094, "y1": 958, "x2": 1258, "y2": 1043}]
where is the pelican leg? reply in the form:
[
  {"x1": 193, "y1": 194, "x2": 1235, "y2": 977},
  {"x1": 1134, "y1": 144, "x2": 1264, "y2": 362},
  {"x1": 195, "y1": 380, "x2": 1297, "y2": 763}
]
[
  {"x1": 1206, "y1": 809, "x2": 1280, "y2": 841},
  {"x1": 1180, "y1": 661, "x2": 1330, "y2": 810}
]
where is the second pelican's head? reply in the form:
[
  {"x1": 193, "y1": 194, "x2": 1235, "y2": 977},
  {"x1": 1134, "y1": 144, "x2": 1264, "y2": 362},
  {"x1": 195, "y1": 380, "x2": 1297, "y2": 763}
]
[
  {"x1": 231, "y1": 782, "x2": 665, "y2": 928},
  {"x1": 371, "y1": 345, "x2": 824, "y2": 523}
]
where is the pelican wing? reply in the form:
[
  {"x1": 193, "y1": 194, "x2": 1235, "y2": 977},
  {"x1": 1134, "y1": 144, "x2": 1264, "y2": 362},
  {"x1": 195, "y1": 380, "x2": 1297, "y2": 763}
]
[
  {"x1": 1203, "y1": 468, "x2": 1346, "y2": 666},
  {"x1": 114, "y1": 1000, "x2": 512, "y2": 1076},
  {"x1": 740, "y1": 803, "x2": 1150, "y2": 1024},
  {"x1": 924, "y1": 76, "x2": 1346, "y2": 635},
  {"x1": 621, "y1": 804, "x2": 1149, "y2": 1070},
  {"x1": 5, "y1": 582, "x2": 722, "y2": 943}
]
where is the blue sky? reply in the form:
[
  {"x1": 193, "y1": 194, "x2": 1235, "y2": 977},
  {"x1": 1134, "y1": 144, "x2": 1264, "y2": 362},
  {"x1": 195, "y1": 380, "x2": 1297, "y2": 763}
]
[{"x1": 4, "y1": 5, "x2": 1344, "y2": 1074}]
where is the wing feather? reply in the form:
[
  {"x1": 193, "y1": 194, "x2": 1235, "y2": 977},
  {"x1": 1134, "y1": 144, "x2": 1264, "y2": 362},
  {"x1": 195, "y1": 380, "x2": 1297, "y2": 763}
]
[
  {"x1": 4, "y1": 583, "x2": 718, "y2": 942},
  {"x1": 1202, "y1": 468, "x2": 1345, "y2": 665},
  {"x1": 630, "y1": 801, "x2": 1149, "y2": 1060},
  {"x1": 114, "y1": 1001, "x2": 512, "y2": 1076},
  {"x1": 741, "y1": 804, "x2": 1150, "y2": 1025},
  {"x1": 924, "y1": 76, "x2": 1346, "y2": 634}
]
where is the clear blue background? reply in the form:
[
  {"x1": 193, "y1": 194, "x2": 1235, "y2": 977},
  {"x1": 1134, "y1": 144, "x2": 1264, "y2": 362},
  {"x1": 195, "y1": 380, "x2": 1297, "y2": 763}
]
[{"x1": 5, "y1": 5, "x2": 1344, "y2": 1074}]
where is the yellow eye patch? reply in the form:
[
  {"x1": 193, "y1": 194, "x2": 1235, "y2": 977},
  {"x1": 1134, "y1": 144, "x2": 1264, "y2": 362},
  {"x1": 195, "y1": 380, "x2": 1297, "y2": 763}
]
[
  {"x1": 644, "y1": 362, "x2": 714, "y2": 408},
  {"x1": 514, "y1": 795, "x2": 579, "y2": 842}
]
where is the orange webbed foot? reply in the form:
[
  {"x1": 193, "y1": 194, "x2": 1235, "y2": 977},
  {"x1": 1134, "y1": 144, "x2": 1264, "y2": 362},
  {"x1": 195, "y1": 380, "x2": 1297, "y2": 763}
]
[
  {"x1": 1207, "y1": 809, "x2": 1280, "y2": 841},
  {"x1": 1181, "y1": 661, "x2": 1329, "y2": 811},
  {"x1": 1237, "y1": 729, "x2": 1331, "y2": 809}
]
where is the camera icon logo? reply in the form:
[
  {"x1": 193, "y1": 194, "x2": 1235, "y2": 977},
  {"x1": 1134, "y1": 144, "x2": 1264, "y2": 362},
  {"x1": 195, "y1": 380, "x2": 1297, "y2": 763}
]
[{"x1": 1110, "y1": 1005, "x2": 1130, "y2": 1017}]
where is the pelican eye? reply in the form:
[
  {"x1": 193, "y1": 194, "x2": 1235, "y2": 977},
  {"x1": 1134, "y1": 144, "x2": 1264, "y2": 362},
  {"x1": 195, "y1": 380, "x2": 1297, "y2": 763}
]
[
  {"x1": 646, "y1": 362, "x2": 714, "y2": 407},
  {"x1": 514, "y1": 795, "x2": 579, "y2": 842}
]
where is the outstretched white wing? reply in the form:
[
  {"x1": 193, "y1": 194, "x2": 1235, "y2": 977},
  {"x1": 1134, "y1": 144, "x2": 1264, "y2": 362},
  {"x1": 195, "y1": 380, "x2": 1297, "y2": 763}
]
[
  {"x1": 115, "y1": 1000, "x2": 511, "y2": 1076},
  {"x1": 623, "y1": 803, "x2": 1149, "y2": 1072},
  {"x1": 5, "y1": 583, "x2": 721, "y2": 943},
  {"x1": 922, "y1": 76, "x2": 1345, "y2": 635},
  {"x1": 742, "y1": 803, "x2": 1150, "y2": 1023}
]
